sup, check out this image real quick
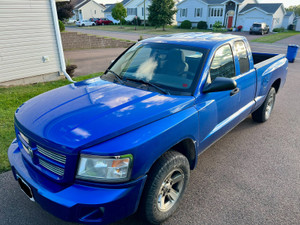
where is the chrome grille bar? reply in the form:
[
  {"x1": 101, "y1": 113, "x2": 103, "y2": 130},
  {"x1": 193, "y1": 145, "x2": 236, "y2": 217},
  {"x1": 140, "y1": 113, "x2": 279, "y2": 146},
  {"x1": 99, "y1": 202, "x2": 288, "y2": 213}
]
[
  {"x1": 39, "y1": 159, "x2": 64, "y2": 176},
  {"x1": 37, "y1": 145, "x2": 66, "y2": 164}
]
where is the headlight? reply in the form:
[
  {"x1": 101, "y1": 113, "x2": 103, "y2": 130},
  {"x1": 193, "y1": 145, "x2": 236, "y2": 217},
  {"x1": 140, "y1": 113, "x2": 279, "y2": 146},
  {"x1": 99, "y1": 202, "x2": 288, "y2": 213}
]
[{"x1": 76, "y1": 154, "x2": 133, "y2": 183}]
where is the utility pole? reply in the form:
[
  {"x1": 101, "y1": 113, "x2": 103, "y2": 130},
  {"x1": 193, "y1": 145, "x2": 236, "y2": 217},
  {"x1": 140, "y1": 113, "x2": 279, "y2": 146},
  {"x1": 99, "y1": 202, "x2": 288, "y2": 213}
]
[{"x1": 144, "y1": 0, "x2": 146, "y2": 29}]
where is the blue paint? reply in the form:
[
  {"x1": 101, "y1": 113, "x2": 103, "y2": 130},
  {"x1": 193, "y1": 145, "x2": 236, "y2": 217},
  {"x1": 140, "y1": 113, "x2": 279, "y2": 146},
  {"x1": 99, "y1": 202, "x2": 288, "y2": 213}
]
[{"x1": 8, "y1": 33, "x2": 288, "y2": 224}]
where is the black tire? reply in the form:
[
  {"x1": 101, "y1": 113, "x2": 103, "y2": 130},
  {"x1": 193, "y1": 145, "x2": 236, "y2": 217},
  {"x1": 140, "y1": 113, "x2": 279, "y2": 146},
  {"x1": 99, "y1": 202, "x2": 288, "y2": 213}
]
[
  {"x1": 140, "y1": 151, "x2": 190, "y2": 224},
  {"x1": 252, "y1": 87, "x2": 276, "y2": 123},
  {"x1": 82, "y1": 24, "x2": 85, "y2": 27},
  {"x1": 249, "y1": 32, "x2": 252, "y2": 35}
]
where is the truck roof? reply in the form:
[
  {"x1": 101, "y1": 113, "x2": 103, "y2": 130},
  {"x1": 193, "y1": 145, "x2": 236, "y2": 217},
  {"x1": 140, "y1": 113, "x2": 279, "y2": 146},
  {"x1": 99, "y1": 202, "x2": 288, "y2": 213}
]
[{"x1": 143, "y1": 32, "x2": 244, "y2": 49}]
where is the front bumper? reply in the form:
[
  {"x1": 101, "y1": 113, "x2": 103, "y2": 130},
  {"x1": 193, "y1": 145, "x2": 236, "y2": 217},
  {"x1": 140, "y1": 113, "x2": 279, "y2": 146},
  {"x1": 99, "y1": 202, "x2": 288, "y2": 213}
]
[{"x1": 8, "y1": 139, "x2": 147, "y2": 224}]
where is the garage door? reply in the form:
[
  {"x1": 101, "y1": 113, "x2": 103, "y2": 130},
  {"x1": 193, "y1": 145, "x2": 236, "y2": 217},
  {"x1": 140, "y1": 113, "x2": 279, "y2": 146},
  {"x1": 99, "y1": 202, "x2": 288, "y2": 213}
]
[
  {"x1": 0, "y1": 0, "x2": 61, "y2": 83},
  {"x1": 243, "y1": 17, "x2": 265, "y2": 31}
]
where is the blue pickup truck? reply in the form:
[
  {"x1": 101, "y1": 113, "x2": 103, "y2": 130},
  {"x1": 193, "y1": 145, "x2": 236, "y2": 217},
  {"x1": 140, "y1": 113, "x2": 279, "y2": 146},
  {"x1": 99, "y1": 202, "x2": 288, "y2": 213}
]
[{"x1": 8, "y1": 33, "x2": 288, "y2": 224}]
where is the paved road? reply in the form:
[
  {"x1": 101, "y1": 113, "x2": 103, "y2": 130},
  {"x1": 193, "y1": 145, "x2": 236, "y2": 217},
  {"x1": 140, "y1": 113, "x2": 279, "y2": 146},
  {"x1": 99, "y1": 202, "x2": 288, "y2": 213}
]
[
  {"x1": 1, "y1": 42, "x2": 300, "y2": 225},
  {"x1": 66, "y1": 26, "x2": 156, "y2": 42},
  {"x1": 64, "y1": 48, "x2": 126, "y2": 76}
]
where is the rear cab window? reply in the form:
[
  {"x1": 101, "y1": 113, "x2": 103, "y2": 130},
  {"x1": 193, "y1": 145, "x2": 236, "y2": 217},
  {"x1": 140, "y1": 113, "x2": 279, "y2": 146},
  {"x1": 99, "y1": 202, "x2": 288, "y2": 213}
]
[{"x1": 234, "y1": 41, "x2": 250, "y2": 75}]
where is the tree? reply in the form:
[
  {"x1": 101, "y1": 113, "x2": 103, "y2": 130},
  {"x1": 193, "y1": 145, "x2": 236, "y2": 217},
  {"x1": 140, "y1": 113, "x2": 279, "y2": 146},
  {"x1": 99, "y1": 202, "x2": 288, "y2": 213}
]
[
  {"x1": 286, "y1": 5, "x2": 300, "y2": 16},
  {"x1": 112, "y1": 3, "x2": 127, "y2": 27},
  {"x1": 56, "y1": 1, "x2": 74, "y2": 21},
  {"x1": 148, "y1": 0, "x2": 177, "y2": 31}
]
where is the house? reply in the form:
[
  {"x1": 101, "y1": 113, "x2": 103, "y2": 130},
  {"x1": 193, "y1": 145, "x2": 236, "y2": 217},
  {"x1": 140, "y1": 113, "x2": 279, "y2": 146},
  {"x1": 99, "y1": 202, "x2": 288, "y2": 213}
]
[
  {"x1": 176, "y1": 0, "x2": 286, "y2": 31},
  {"x1": 104, "y1": 0, "x2": 150, "y2": 23},
  {"x1": 282, "y1": 11, "x2": 296, "y2": 29},
  {"x1": 296, "y1": 17, "x2": 300, "y2": 32},
  {"x1": 105, "y1": 0, "x2": 180, "y2": 24},
  {"x1": 73, "y1": 0, "x2": 106, "y2": 21},
  {"x1": 237, "y1": 3, "x2": 285, "y2": 31},
  {"x1": 0, "y1": 0, "x2": 72, "y2": 86}
]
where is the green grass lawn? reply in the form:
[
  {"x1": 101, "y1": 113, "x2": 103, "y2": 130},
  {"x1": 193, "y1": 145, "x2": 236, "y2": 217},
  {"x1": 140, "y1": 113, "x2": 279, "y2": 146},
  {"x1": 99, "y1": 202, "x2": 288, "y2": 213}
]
[
  {"x1": 80, "y1": 25, "x2": 217, "y2": 35},
  {"x1": 0, "y1": 73, "x2": 102, "y2": 173},
  {"x1": 251, "y1": 31, "x2": 300, "y2": 43}
]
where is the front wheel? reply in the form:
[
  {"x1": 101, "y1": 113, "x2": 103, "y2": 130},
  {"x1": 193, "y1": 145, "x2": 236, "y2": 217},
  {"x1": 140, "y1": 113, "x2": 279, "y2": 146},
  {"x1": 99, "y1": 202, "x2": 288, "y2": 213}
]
[
  {"x1": 140, "y1": 151, "x2": 190, "y2": 224},
  {"x1": 252, "y1": 87, "x2": 276, "y2": 123}
]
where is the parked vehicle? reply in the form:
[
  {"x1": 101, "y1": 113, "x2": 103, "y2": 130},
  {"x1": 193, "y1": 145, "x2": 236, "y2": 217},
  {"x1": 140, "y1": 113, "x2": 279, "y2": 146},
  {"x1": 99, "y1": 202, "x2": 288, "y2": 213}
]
[
  {"x1": 249, "y1": 22, "x2": 269, "y2": 35},
  {"x1": 8, "y1": 33, "x2": 288, "y2": 225},
  {"x1": 76, "y1": 19, "x2": 96, "y2": 27},
  {"x1": 96, "y1": 18, "x2": 113, "y2": 25},
  {"x1": 89, "y1": 18, "x2": 100, "y2": 22},
  {"x1": 67, "y1": 18, "x2": 77, "y2": 23}
]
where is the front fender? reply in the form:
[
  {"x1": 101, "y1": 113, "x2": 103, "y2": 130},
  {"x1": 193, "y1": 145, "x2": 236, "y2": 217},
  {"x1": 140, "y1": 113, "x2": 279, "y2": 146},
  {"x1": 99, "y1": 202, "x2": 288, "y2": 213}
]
[{"x1": 81, "y1": 106, "x2": 199, "y2": 180}]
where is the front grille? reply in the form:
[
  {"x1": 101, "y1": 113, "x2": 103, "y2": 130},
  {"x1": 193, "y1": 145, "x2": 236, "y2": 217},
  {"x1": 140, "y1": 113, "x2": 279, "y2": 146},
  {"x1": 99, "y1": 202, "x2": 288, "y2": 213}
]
[
  {"x1": 39, "y1": 159, "x2": 65, "y2": 176},
  {"x1": 36, "y1": 145, "x2": 66, "y2": 177},
  {"x1": 37, "y1": 145, "x2": 66, "y2": 164}
]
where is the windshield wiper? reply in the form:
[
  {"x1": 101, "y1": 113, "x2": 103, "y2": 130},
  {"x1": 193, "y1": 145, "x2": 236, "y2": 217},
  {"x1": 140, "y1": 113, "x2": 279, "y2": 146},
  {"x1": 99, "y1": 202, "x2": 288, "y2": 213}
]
[
  {"x1": 106, "y1": 69, "x2": 124, "y2": 84},
  {"x1": 125, "y1": 78, "x2": 170, "y2": 95}
]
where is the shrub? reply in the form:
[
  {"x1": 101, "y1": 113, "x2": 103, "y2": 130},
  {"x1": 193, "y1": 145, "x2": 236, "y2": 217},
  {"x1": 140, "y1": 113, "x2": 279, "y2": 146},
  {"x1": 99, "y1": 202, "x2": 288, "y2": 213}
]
[
  {"x1": 180, "y1": 20, "x2": 192, "y2": 29},
  {"x1": 197, "y1": 21, "x2": 207, "y2": 29},
  {"x1": 212, "y1": 27, "x2": 227, "y2": 32},
  {"x1": 126, "y1": 20, "x2": 132, "y2": 25},
  {"x1": 212, "y1": 21, "x2": 222, "y2": 29},
  {"x1": 132, "y1": 17, "x2": 142, "y2": 26},
  {"x1": 58, "y1": 20, "x2": 65, "y2": 32},
  {"x1": 273, "y1": 27, "x2": 284, "y2": 32}
]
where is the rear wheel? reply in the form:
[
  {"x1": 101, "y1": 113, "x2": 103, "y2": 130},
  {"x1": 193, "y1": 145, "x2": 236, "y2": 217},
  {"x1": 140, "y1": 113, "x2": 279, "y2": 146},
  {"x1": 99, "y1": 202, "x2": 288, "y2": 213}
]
[
  {"x1": 140, "y1": 151, "x2": 190, "y2": 224},
  {"x1": 252, "y1": 87, "x2": 276, "y2": 123}
]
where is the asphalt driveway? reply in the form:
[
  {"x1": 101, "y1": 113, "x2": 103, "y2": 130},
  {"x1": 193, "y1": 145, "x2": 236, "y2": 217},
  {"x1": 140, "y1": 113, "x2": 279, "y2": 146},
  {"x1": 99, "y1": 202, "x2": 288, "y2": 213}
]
[{"x1": 1, "y1": 42, "x2": 300, "y2": 225}]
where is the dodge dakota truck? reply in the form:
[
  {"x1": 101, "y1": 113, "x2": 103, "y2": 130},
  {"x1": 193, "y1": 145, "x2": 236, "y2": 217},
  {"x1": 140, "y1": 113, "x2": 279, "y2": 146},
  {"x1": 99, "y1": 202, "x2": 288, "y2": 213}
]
[{"x1": 8, "y1": 33, "x2": 288, "y2": 225}]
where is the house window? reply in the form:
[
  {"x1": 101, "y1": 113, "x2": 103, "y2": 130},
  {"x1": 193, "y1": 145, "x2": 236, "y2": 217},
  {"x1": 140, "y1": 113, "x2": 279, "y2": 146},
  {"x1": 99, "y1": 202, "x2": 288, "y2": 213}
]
[
  {"x1": 214, "y1": 9, "x2": 216, "y2": 17},
  {"x1": 94, "y1": 10, "x2": 96, "y2": 14},
  {"x1": 220, "y1": 9, "x2": 223, "y2": 17},
  {"x1": 194, "y1": 8, "x2": 203, "y2": 17},
  {"x1": 180, "y1": 8, "x2": 188, "y2": 17},
  {"x1": 217, "y1": 9, "x2": 219, "y2": 17},
  {"x1": 142, "y1": 7, "x2": 144, "y2": 16},
  {"x1": 127, "y1": 8, "x2": 137, "y2": 16}
]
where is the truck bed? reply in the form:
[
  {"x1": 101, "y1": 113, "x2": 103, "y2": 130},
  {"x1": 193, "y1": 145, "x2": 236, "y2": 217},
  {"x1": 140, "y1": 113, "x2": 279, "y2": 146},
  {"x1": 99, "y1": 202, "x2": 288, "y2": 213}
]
[{"x1": 252, "y1": 52, "x2": 278, "y2": 65}]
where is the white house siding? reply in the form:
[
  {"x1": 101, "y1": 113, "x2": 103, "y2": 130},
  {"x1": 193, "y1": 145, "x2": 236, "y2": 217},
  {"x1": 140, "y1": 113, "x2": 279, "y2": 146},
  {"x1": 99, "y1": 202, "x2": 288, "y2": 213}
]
[
  {"x1": 79, "y1": 1, "x2": 105, "y2": 20},
  {"x1": 0, "y1": 0, "x2": 61, "y2": 84},
  {"x1": 124, "y1": 0, "x2": 139, "y2": 21},
  {"x1": 282, "y1": 15, "x2": 294, "y2": 29},
  {"x1": 237, "y1": 9, "x2": 273, "y2": 31},
  {"x1": 177, "y1": 0, "x2": 208, "y2": 27},
  {"x1": 207, "y1": 5, "x2": 223, "y2": 28},
  {"x1": 296, "y1": 18, "x2": 300, "y2": 31},
  {"x1": 136, "y1": 0, "x2": 151, "y2": 21},
  {"x1": 271, "y1": 7, "x2": 284, "y2": 30}
]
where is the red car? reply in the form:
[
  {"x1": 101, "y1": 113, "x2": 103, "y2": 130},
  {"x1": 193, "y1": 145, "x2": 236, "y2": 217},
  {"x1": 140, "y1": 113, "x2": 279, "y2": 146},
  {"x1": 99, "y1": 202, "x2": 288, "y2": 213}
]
[{"x1": 96, "y1": 18, "x2": 113, "y2": 25}]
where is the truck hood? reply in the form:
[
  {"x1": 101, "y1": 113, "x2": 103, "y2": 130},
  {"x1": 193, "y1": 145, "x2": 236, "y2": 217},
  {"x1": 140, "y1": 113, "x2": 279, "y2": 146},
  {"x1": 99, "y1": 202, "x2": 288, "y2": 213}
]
[{"x1": 15, "y1": 78, "x2": 194, "y2": 151}]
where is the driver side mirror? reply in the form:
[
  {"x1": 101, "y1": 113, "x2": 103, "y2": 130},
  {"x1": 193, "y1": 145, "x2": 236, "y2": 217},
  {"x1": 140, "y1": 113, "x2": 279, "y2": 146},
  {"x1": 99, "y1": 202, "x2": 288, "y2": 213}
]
[{"x1": 202, "y1": 77, "x2": 237, "y2": 93}]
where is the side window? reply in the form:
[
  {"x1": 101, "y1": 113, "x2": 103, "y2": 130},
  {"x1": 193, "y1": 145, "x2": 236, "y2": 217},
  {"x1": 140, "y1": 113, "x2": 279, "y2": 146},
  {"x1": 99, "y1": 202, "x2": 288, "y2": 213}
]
[
  {"x1": 208, "y1": 44, "x2": 235, "y2": 84},
  {"x1": 234, "y1": 41, "x2": 250, "y2": 74}
]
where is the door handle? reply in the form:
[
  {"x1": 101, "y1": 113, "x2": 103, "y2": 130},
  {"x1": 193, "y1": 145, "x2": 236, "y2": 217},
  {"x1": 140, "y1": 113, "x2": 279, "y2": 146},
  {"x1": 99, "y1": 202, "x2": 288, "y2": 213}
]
[{"x1": 230, "y1": 88, "x2": 240, "y2": 96}]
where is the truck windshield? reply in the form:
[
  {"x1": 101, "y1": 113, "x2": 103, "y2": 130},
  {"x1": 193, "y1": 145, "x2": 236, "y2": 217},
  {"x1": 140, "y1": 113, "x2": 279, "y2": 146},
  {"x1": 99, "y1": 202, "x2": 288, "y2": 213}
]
[{"x1": 102, "y1": 43, "x2": 208, "y2": 95}]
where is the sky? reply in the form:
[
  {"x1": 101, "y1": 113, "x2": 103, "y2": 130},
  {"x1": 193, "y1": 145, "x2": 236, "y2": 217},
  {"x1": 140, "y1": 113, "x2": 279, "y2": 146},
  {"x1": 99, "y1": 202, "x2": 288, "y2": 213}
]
[
  {"x1": 258, "y1": 0, "x2": 300, "y2": 8},
  {"x1": 96, "y1": 0, "x2": 300, "y2": 8}
]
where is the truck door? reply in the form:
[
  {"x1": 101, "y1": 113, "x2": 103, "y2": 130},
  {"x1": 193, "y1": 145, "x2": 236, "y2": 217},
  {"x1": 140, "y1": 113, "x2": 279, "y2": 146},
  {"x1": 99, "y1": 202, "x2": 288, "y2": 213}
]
[
  {"x1": 233, "y1": 40, "x2": 256, "y2": 119},
  {"x1": 195, "y1": 44, "x2": 241, "y2": 152}
]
